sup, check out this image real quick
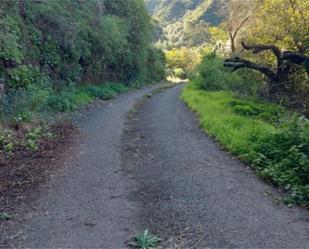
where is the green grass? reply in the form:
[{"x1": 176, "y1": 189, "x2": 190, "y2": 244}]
[
  {"x1": 181, "y1": 85, "x2": 274, "y2": 156},
  {"x1": 44, "y1": 83, "x2": 129, "y2": 113},
  {"x1": 181, "y1": 83, "x2": 309, "y2": 206},
  {"x1": 0, "y1": 82, "x2": 132, "y2": 121},
  {"x1": 0, "y1": 82, "x2": 132, "y2": 157}
]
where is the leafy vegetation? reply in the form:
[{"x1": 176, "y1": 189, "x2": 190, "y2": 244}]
[
  {"x1": 0, "y1": 0, "x2": 166, "y2": 123},
  {"x1": 161, "y1": 0, "x2": 309, "y2": 206},
  {"x1": 0, "y1": 0, "x2": 165, "y2": 157},
  {"x1": 0, "y1": 0, "x2": 165, "y2": 87},
  {"x1": 0, "y1": 122, "x2": 50, "y2": 155},
  {"x1": 145, "y1": 0, "x2": 223, "y2": 48},
  {"x1": 0, "y1": 212, "x2": 12, "y2": 221},
  {"x1": 44, "y1": 83, "x2": 129, "y2": 113},
  {"x1": 165, "y1": 47, "x2": 200, "y2": 79},
  {"x1": 130, "y1": 230, "x2": 161, "y2": 249},
  {"x1": 0, "y1": 82, "x2": 132, "y2": 159},
  {"x1": 192, "y1": 56, "x2": 263, "y2": 95},
  {"x1": 182, "y1": 70, "x2": 309, "y2": 206}
]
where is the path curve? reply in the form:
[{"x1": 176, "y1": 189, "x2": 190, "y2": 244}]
[
  {"x1": 14, "y1": 85, "x2": 160, "y2": 248},
  {"x1": 11, "y1": 84, "x2": 309, "y2": 248},
  {"x1": 122, "y1": 84, "x2": 309, "y2": 248}
]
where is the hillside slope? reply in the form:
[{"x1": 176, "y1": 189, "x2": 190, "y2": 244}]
[{"x1": 145, "y1": 0, "x2": 223, "y2": 47}]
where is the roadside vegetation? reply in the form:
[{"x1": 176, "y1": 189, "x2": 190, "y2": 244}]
[
  {"x1": 182, "y1": 52, "x2": 308, "y2": 206},
  {"x1": 182, "y1": 81, "x2": 308, "y2": 205},
  {"x1": 178, "y1": 0, "x2": 308, "y2": 206},
  {"x1": 0, "y1": 0, "x2": 165, "y2": 156},
  {"x1": 0, "y1": 0, "x2": 165, "y2": 219}
]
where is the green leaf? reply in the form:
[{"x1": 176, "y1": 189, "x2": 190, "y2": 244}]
[{"x1": 0, "y1": 212, "x2": 12, "y2": 221}]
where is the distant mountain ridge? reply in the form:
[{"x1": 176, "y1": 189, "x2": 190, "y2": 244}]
[{"x1": 145, "y1": 0, "x2": 223, "y2": 47}]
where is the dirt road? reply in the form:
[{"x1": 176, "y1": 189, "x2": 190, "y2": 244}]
[
  {"x1": 122, "y1": 84, "x2": 309, "y2": 248},
  {"x1": 11, "y1": 84, "x2": 308, "y2": 248}
]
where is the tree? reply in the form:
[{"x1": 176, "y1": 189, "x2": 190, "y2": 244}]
[
  {"x1": 247, "y1": 0, "x2": 309, "y2": 54},
  {"x1": 18, "y1": 0, "x2": 26, "y2": 18},
  {"x1": 165, "y1": 47, "x2": 200, "y2": 79},
  {"x1": 224, "y1": 42, "x2": 309, "y2": 97},
  {"x1": 220, "y1": 0, "x2": 255, "y2": 54}
]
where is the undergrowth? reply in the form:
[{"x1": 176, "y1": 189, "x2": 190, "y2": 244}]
[
  {"x1": 0, "y1": 82, "x2": 133, "y2": 158},
  {"x1": 182, "y1": 83, "x2": 309, "y2": 206}
]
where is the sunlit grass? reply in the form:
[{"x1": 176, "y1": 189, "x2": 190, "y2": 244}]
[
  {"x1": 182, "y1": 83, "x2": 309, "y2": 205},
  {"x1": 181, "y1": 84, "x2": 274, "y2": 159}
]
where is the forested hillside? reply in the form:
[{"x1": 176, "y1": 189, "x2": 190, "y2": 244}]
[
  {"x1": 0, "y1": 0, "x2": 165, "y2": 187},
  {"x1": 145, "y1": 0, "x2": 223, "y2": 47},
  {"x1": 0, "y1": 0, "x2": 166, "y2": 229},
  {"x1": 1, "y1": 0, "x2": 165, "y2": 88}
]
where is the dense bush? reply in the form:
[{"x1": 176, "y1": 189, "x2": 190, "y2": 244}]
[
  {"x1": 81, "y1": 85, "x2": 116, "y2": 100},
  {"x1": 165, "y1": 47, "x2": 200, "y2": 79},
  {"x1": 250, "y1": 117, "x2": 309, "y2": 204},
  {"x1": 192, "y1": 56, "x2": 262, "y2": 95},
  {"x1": 0, "y1": 0, "x2": 166, "y2": 124},
  {"x1": 7, "y1": 65, "x2": 48, "y2": 89},
  {"x1": 0, "y1": 0, "x2": 165, "y2": 91},
  {"x1": 45, "y1": 94, "x2": 76, "y2": 113}
]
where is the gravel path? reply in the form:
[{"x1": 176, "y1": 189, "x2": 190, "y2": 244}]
[
  {"x1": 122, "y1": 84, "x2": 309, "y2": 248},
  {"x1": 13, "y1": 85, "x2": 159, "y2": 249},
  {"x1": 11, "y1": 83, "x2": 308, "y2": 248}
]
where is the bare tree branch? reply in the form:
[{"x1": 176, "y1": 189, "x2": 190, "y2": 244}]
[
  {"x1": 232, "y1": 16, "x2": 250, "y2": 40},
  {"x1": 224, "y1": 57, "x2": 277, "y2": 80},
  {"x1": 241, "y1": 42, "x2": 282, "y2": 62},
  {"x1": 281, "y1": 52, "x2": 308, "y2": 64}
]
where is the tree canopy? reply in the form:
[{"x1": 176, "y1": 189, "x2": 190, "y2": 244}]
[{"x1": 0, "y1": 0, "x2": 165, "y2": 90}]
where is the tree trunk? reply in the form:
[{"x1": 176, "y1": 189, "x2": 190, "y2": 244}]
[
  {"x1": 229, "y1": 32, "x2": 235, "y2": 54},
  {"x1": 18, "y1": 0, "x2": 26, "y2": 18},
  {"x1": 224, "y1": 42, "x2": 308, "y2": 99}
]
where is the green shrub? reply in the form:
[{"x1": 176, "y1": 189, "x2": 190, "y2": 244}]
[
  {"x1": 0, "y1": 89, "x2": 34, "y2": 122},
  {"x1": 0, "y1": 129, "x2": 16, "y2": 154},
  {"x1": 193, "y1": 56, "x2": 241, "y2": 91},
  {"x1": 25, "y1": 126, "x2": 44, "y2": 150},
  {"x1": 146, "y1": 48, "x2": 166, "y2": 82},
  {"x1": 192, "y1": 56, "x2": 261, "y2": 95},
  {"x1": 232, "y1": 104, "x2": 258, "y2": 116},
  {"x1": 227, "y1": 99, "x2": 284, "y2": 123},
  {"x1": 45, "y1": 94, "x2": 76, "y2": 112},
  {"x1": 251, "y1": 117, "x2": 309, "y2": 204},
  {"x1": 7, "y1": 65, "x2": 48, "y2": 89},
  {"x1": 82, "y1": 86, "x2": 105, "y2": 98},
  {"x1": 173, "y1": 68, "x2": 186, "y2": 79},
  {"x1": 104, "y1": 83, "x2": 129, "y2": 94},
  {"x1": 97, "y1": 87, "x2": 117, "y2": 100},
  {"x1": 44, "y1": 83, "x2": 128, "y2": 113},
  {"x1": 81, "y1": 83, "x2": 130, "y2": 100},
  {"x1": 0, "y1": 15, "x2": 23, "y2": 63}
]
